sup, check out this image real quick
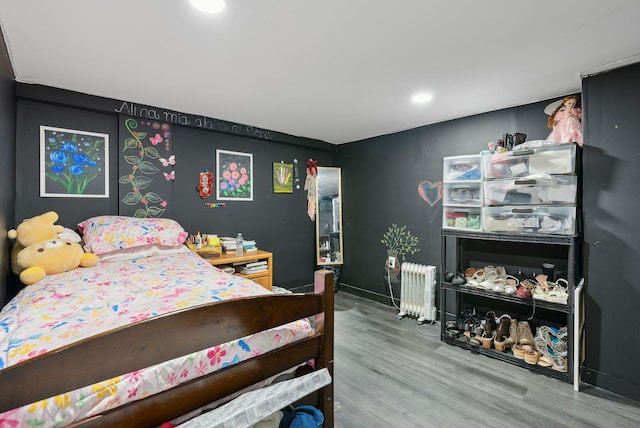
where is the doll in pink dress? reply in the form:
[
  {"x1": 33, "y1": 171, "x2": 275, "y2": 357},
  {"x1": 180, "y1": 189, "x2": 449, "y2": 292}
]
[{"x1": 547, "y1": 95, "x2": 583, "y2": 146}]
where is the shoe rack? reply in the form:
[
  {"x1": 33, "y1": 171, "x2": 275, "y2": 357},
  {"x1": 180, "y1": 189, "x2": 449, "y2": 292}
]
[
  {"x1": 440, "y1": 230, "x2": 581, "y2": 383},
  {"x1": 439, "y1": 143, "x2": 583, "y2": 384}
]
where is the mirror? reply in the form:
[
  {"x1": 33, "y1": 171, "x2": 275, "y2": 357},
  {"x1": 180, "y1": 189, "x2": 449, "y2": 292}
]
[{"x1": 316, "y1": 167, "x2": 343, "y2": 265}]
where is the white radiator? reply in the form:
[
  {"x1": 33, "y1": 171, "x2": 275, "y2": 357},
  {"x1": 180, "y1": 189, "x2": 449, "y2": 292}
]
[{"x1": 398, "y1": 263, "x2": 437, "y2": 323}]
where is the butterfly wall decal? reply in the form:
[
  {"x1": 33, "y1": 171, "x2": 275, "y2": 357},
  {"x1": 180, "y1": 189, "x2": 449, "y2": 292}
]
[
  {"x1": 159, "y1": 155, "x2": 176, "y2": 167},
  {"x1": 163, "y1": 171, "x2": 176, "y2": 181},
  {"x1": 149, "y1": 133, "x2": 163, "y2": 145}
]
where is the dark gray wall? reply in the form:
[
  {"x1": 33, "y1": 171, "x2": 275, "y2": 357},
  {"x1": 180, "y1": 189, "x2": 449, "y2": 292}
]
[
  {"x1": 0, "y1": 30, "x2": 16, "y2": 305},
  {"x1": 336, "y1": 100, "x2": 553, "y2": 301},
  {"x1": 336, "y1": 64, "x2": 640, "y2": 401},
  {"x1": 14, "y1": 87, "x2": 336, "y2": 290},
  {"x1": 581, "y1": 61, "x2": 640, "y2": 400}
]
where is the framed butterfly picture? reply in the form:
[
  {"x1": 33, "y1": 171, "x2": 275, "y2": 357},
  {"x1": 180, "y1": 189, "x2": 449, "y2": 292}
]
[
  {"x1": 40, "y1": 125, "x2": 109, "y2": 198},
  {"x1": 216, "y1": 149, "x2": 253, "y2": 201}
]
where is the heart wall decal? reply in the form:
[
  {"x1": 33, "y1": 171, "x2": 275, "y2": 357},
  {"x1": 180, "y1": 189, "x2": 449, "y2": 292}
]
[{"x1": 418, "y1": 181, "x2": 443, "y2": 207}]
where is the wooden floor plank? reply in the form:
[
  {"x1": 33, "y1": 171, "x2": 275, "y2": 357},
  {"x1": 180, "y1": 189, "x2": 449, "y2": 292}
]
[{"x1": 334, "y1": 292, "x2": 640, "y2": 428}]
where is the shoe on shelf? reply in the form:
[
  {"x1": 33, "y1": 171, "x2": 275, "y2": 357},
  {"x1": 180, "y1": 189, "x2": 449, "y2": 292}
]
[
  {"x1": 505, "y1": 319, "x2": 518, "y2": 346},
  {"x1": 484, "y1": 311, "x2": 497, "y2": 335},
  {"x1": 513, "y1": 344, "x2": 533, "y2": 360},
  {"x1": 495, "y1": 315, "x2": 511, "y2": 343},
  {"x1": 534, "y1": 337, "x2": 554, "y2": 368},
  {"x1": 517, "y1": 321, "x2": 535, "y2": 346},
  {"x1": 538, "y1": 325, "x2": 568, "y2": 357},
  {"x1": 480, "y1": 331, "x2": 495, "y2": 349},
  {"x1": 451, "y1": 272, "x2": 466, "y2": 285},
  {"x1": 464, "y1": 267, "x2": 476, "y2": 281},
  {"x1": 494, "y1": 337, "x2": 507, "y2": 352},
  {"x1": 535, "y1": 274, "x2": 549, "y2": 290},
  {"x1": 552, "y1": 355, "x2": 568, "y2": 372},
  {"x1": 524, "y1": 348, "x2": 541, "y2": 365}
]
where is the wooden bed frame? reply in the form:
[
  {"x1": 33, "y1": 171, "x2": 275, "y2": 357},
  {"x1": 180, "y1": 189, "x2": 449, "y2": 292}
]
[{"x1": 0, "y1": 270, "x2": 334, "y2": 427}]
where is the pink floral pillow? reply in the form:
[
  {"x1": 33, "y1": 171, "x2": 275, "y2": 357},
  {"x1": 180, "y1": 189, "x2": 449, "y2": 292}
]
[{"x1": 78, "y1": 216, "x2": 188, "y2": 255}]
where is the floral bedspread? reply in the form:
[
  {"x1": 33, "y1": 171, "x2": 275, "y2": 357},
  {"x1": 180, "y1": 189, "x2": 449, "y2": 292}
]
[{"x1": 0, "y1": 252, "x2": 312, "y2": 427}]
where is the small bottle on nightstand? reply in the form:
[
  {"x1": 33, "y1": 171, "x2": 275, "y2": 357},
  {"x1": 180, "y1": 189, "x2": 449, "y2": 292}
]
[{"x1": 236, "y1": 233, "x2": 243, "y2": 256}]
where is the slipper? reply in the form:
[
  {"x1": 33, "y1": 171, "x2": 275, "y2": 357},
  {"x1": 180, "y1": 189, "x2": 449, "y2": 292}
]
[
  {"x1": 471, "y1": 269, "x2": 485, "y2": 282},
  {"x1": 464, "y1": 267, "x2": 476, "y2": 281}
]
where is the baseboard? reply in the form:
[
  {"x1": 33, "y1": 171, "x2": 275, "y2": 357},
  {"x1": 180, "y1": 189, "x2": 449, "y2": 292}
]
[
  {"x1": 581, "y1": 366, "x2": 640, "y2": 403},
  {"x1": 335, "y1": 282, "x2": 398, "y2": 306}
]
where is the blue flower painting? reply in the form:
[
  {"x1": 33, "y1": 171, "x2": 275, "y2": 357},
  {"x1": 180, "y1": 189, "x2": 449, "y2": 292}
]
[{"x1": 40, "y1": 126, "x2": 109, "y2": 197}]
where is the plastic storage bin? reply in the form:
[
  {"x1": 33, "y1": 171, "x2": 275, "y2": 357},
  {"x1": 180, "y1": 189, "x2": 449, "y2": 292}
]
[
  {"x1": 482, "y1": 143, "x2": 576, "y2": 179},
  {"x1": 482, "y1": 206, "x2": 576, "y2": 235},
  {"x1": 443, "y1": 154, "x2": 482, "y2": 181},
  {"x1": 483, "y1": 175, "x2": 577, "y2": 206},
  {"x1": 443, "y1": 182, "x2": 483, "y2": 206},
  {"x1": 443, "y1": 207, "x2": 482, "y2": 230}
]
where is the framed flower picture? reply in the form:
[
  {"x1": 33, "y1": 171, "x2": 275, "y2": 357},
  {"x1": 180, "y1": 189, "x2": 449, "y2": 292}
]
[
  {"x1": 216, "y1": 149, "x2": 253, "y2": 201},
  {"x1": 40, "y1": 126, "x2": 109, "y2": 198},
  {"x1": 273, "y1": 162, "x2": 293, "y2": 193}
]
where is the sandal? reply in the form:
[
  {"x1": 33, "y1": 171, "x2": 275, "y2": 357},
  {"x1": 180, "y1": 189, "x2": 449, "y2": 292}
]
[
  {"x1": 524, "y1": 348, "x2": 541, "y2": 365},
  {"x1": 535, "y1": 273, "x2": 550, "y2": 290},
  {"x1": 551, "y1": 355, "x2": 568, "y2": 372},
  {"x1": 513, "y1": 344, "x2": 533, "y2": 360}
]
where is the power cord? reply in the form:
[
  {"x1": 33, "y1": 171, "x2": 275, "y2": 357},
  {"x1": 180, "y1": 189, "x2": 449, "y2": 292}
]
[
  {"x1": 387, "y1": 266, "x2": 401, "y2": 310},
  {"x1": 528, "y1": 296, "x2": 536, "y2": 321}
]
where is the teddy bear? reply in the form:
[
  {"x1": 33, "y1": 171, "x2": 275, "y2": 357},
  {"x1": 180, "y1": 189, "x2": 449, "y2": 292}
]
[{"x1": 8, "y1": 211, "x2": 99, "y2": 285}]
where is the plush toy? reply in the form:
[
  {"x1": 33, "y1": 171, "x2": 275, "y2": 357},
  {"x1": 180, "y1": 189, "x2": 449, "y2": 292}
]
[{"x1": 8, "y1": 211, "x2": 99, "y2": 285}]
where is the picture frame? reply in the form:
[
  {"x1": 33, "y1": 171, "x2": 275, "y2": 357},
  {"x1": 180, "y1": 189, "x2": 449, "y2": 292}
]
[
  {"x1": 40, "y1": 125, "x2": 109, "y2": 198},
  {"x1": 216, "y1": 149, "x2": 253, "y2": 201},
  {"x1": 273, "y1": 162, "x2": 293, "y2": 193}
]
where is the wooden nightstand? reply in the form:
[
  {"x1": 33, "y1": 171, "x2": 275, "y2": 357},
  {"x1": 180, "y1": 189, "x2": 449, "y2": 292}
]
[{"x1": 192, "y1": 248, "x2": 273, "y2": 290}]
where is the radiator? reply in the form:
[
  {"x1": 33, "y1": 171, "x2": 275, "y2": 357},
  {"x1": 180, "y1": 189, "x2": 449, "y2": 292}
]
[{"x1": 398, "y1": 262, "x2": 437, "y2": 323}]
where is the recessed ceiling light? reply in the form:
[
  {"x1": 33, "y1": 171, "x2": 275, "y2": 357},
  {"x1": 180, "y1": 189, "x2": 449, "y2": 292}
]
[
  {"x1": 190, "y1": 0, "x2": 226, "y2": 14},
  {"x1": 411, "y1": 92, "x2": 433, "y2": 104}
]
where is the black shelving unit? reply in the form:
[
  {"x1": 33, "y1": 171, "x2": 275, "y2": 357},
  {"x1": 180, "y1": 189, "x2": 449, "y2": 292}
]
[{"x1": 440, "y1": 229, "x2": 581, "y2": 383}]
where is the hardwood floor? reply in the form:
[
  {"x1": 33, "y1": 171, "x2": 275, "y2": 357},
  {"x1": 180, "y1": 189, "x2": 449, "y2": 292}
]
[{"x1": 333, "y1": 291, "x2": 640, "y2": 428}]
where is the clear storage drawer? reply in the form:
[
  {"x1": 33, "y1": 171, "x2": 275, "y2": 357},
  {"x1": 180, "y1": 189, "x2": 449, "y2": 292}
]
[
  {"x1": 443, "y1": 154, "x2": 482, "y2": 181},
  {"x1": 443, "y1": 207, "x2": 482, "y2": 231},
  {"x1": 483, "y1": 175, "x2": 577, "y2": 206},
  {"x1": 482, "y1": 206, "x2": 576, "y2": 235},
  {"x1": 482, "y1": 143, "x2": 576, "y2": 179},
  {"x1": 443, "y1": 182, "x2": 482, "y2": 206}
]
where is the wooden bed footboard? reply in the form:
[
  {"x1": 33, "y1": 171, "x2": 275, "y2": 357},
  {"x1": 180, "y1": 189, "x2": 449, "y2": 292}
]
[{"x1": 0, "y1": 270, "x2": 335, "y2": 427}]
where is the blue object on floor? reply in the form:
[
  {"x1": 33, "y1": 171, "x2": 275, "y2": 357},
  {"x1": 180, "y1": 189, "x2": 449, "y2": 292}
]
[{"x1": 279, "y1": 405, "x2": 323, "y2": 428}]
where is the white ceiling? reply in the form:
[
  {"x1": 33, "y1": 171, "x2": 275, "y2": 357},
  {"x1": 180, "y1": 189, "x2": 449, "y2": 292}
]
[{"x1": 1, "y1": 0, "x2": 639, "y2": 144}]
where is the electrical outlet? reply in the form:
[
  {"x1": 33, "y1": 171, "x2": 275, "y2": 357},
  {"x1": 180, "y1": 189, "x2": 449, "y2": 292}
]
[{"x1": 388, "y1": 256, "x2": 396, "y2": 269}]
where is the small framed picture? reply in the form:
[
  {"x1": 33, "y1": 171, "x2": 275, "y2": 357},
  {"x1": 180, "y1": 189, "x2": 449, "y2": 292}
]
[
  {"x1": 216, "y1": 149, "x2": 253, "y2": 201},
  {"x1": 40, "y1": 126, "x2": 109, "y2": 198},
  {"x1": 273, "y1": 162, "x2": 293, "y2": 193}
]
